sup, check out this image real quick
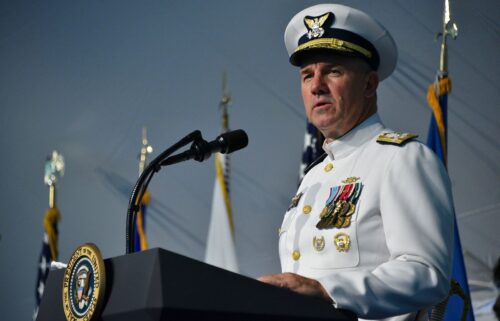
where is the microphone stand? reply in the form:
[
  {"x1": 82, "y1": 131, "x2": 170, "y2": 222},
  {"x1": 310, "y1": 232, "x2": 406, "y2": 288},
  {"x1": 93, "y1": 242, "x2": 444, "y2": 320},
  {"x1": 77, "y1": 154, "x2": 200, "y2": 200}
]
[{"x1": 126, "y1": 130, "x2": 203, "y2": 254}]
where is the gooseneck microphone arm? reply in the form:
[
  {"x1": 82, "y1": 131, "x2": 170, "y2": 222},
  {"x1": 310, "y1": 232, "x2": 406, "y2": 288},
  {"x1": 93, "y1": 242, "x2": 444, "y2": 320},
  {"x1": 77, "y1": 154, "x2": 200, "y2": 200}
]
[
  {"x1": 125, "y1": 129, "x2": 248, "y2": 254},
  {"x1": 126, "y1": 130, "x2": 202, "y2": 254}
]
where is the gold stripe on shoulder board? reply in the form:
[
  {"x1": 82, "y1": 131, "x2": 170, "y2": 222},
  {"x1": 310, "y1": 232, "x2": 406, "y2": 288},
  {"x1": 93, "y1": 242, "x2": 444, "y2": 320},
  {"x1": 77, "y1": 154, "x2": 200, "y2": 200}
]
[{"x1": 377, "y1": 132, "x2": 418, "y2": 146}]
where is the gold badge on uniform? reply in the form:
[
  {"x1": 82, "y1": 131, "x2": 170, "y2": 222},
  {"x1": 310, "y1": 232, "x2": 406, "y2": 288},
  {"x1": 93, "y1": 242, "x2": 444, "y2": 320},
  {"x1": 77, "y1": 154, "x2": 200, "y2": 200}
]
[
  {"x1": 333, "y1": 233, "x2": 351, "y2": 252},
  {"x1": 316, "y1": 179, "x2": 363, "y2": 229},
  {"x1": 287, "y1": 192, "x2": 303, "y2": 211},
  {"x1": 62, "y1": 243, "x2": 106, "y2": 321},
  {"x1": 313, "y1": 236, "x2": 325, "y2": 251}
]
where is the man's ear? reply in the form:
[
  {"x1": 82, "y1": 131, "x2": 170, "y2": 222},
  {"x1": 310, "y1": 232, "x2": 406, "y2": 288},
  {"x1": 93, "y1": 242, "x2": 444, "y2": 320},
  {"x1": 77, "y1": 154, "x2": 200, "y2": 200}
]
[{"x1": 364, "y1": 71, "x2": 379, "y2": 98}]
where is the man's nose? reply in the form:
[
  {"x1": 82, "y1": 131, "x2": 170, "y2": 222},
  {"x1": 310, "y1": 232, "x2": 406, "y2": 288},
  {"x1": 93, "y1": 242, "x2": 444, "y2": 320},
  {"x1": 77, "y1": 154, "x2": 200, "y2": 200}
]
[{"x1": 310, "y1": 74, "x2": 327, "y2": 96}]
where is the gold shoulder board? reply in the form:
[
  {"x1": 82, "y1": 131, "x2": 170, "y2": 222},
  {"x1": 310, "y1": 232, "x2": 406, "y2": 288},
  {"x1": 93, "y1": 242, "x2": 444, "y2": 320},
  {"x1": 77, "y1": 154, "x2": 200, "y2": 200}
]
[{"x1": 376, "y1": 132, "x2": 418, "y2": 146}]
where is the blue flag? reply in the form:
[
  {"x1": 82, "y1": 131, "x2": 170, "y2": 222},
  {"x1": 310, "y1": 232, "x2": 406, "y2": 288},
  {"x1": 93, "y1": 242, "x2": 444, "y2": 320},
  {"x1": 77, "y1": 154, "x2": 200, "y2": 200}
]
[
  {"x1": 134, "y1": 191, "x2": 150, "y2": 252},
  {"x1": 426, "y1": 76, "x2": 474, "y2": 321}
]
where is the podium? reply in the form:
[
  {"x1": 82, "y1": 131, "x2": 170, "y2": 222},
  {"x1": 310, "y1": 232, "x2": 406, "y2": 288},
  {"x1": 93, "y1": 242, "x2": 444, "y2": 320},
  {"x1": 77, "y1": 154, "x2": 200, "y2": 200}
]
[{"x1": 37, "y1": 248, "x2": 357, "y2": 321}]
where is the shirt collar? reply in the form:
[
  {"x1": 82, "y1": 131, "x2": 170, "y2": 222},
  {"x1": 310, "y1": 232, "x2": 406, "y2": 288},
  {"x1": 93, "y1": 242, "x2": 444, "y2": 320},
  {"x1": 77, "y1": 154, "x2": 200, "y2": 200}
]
[{"x1": 322, "y1": 113, "x2": 385, "y2": 160}]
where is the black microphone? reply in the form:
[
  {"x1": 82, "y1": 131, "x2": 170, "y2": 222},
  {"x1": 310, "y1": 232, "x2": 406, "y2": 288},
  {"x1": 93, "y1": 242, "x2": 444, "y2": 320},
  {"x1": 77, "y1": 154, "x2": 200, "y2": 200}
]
[
  {"x1": 209, "y1": 129, "x2": 249, "y2": 154},
  {"x1": 161, "y1": 129, "x2": 248, "y2": 166}
]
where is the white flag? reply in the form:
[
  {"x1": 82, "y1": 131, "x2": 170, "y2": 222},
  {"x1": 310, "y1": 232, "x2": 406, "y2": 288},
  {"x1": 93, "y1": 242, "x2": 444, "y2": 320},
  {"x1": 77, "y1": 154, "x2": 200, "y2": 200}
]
[{"x1": 204, "y1": 152, "x2": 239, "y2": 273}]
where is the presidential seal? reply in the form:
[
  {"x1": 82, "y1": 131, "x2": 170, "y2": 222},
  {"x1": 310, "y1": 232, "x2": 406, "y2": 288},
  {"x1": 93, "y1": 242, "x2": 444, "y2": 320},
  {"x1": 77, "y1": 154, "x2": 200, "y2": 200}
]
[{"x1": 62, "y1": 243, "x2": 106, "y2": 321}]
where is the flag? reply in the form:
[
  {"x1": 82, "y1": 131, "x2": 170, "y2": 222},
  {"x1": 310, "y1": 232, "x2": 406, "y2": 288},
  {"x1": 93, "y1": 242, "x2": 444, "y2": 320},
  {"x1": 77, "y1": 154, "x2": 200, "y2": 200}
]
[
  {"x1": 426, "y1": 76, "x2": 474, "y2": 321},
  {"x1": 204, "y1": 150, "x2": 239, "y2": 272},
  {"x1": 134, "y1": 190, "x2": 150, "y2": 252},
  {"x1": 300, "y1": 122, "x2": 325, "y2": 179},
  {"x1": 33, "y1": 207, "x2": 60, "y2": 320},
  {"x1": 205, "y1": 74, "x2": 238, "y2": 272}
]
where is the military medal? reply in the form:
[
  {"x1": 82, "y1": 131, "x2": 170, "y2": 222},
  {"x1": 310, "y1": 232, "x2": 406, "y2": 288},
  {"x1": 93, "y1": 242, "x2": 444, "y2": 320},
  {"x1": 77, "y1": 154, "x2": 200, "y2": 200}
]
[{"x1": 316, "y1": 179, "x2": 363, "y2": 230}]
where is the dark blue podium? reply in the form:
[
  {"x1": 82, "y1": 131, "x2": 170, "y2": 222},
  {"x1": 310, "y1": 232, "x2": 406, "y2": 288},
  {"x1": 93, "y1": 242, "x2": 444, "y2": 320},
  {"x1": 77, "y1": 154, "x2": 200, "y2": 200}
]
[{"x1": 36, "y1": 248, "x2": 357, "y2": 321}]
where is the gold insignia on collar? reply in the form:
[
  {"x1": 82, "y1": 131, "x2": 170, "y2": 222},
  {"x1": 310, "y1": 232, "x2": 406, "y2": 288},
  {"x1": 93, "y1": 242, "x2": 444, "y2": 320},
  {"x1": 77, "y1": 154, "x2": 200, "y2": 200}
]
[
  {"x1": 342, "y1": 176, "x2": 360, "y2": 184},
  {"x1": 377, "y1": 132, "x2": 418, "y2": 145},
  {"x1": 304, "y1": 12, "x2": 331, "y2": 39},
  {"x1": 287, "y1": 192, "x2": 303, "y2": 211}
]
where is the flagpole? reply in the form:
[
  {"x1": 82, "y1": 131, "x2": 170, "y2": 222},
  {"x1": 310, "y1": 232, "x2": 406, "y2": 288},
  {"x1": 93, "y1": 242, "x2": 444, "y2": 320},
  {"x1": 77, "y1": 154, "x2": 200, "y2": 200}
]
[
  {"x1": 220, "y1": 72, "x2": 231, "y2": 133},
  {"x1": 44, "y1": 150, "x2": 65, "y2": 210},
  {"x1": 219, "y1": 71, "x2": 235, "y2": 237},
  {"x1": 43, "y1": 151, "x2": 64, "y2": 260},
  {"x1": 438, "y1": 0, "x2": 458, "y2": 77},
  {"x1": 427, "y1": 0, "x2": 458, "y2": 167},
  {"x1": 139, "y1": 127, "x2": 153, "y2": 176}
]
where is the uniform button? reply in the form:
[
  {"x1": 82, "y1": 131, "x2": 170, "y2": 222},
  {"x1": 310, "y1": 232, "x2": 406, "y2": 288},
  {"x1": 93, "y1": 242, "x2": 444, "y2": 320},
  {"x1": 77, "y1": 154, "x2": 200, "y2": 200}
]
[
  {"x1": 302, "y1": 205, "x2": 312, "y2": 214},
  {"x1": 324, "y1": 163, "x2": 334, "y2": 172},
  {"x1": 292, "y1": 250, "x2": 301, "y2": 261}
]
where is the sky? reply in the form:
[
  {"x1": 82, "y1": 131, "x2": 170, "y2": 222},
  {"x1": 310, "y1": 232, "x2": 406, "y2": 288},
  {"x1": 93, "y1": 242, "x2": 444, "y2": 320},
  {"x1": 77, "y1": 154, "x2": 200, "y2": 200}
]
[{"x1": 0, "y1": 1, "x2": 499, "y2": 320}]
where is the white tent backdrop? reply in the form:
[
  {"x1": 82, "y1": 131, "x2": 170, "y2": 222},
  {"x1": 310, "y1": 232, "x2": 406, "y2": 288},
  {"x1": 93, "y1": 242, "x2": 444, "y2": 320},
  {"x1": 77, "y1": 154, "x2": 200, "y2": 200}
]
[{"x1": 0, "y1": 1, "x2": 498, "y2": 320}]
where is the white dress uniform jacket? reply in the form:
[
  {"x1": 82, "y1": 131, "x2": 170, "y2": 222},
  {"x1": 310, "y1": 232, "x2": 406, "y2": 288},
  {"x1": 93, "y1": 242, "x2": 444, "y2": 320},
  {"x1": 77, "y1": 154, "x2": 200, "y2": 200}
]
[{"x1": 279, "y1": 113, "x2": 454, "y2": 321}]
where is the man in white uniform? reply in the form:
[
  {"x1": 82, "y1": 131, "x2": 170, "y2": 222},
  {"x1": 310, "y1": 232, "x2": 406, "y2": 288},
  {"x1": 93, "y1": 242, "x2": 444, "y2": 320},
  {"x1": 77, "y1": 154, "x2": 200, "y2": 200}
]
[{"x1": 259, "y1": 4, "x2": 454, "y2": 321}]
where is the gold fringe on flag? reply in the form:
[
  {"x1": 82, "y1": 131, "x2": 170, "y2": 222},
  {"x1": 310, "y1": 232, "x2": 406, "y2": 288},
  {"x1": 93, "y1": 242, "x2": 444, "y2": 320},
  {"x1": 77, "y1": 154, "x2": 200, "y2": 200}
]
[
  {"x1": 136, "y1": 190, "x2": 151, "y2": 250},
  {"x1": 427, "y1": 76, "x2": 452, "y2": 164},
  {"x1": 215, "y1": 153, "x2": 235, "y2": 239},
  {"x1": 43, "y1": 207, "x2": 61, "y2": 261}
]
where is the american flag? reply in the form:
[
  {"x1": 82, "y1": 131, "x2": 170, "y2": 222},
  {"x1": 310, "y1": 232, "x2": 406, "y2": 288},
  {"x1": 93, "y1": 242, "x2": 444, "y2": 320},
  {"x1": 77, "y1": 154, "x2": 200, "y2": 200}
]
[
  {"x1": 300, "y1": 122, "x2": 325, "y2": 179},
  {"x1": 33, "y1": 207, "x2": 60, "y2": 320}
]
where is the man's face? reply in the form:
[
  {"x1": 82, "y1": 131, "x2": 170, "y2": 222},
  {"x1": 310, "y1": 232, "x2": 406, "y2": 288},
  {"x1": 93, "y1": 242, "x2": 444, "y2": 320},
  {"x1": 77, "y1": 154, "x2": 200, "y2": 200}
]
[{"x1": 300, "y1": 54, "x2": 378, "y2": 139}]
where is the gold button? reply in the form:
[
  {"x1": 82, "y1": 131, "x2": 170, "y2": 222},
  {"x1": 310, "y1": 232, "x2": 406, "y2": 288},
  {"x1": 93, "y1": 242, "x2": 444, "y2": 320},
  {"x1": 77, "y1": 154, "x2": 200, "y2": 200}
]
[
  {"x1": 303, "y1": 205, "x2": 312, "y2": 214},
  {"x1": 292, "y1": 250, "x2": 301, "y2": 261},
  {"x1": 324, "y1": 163, "x2": 334, "y2": 172}
]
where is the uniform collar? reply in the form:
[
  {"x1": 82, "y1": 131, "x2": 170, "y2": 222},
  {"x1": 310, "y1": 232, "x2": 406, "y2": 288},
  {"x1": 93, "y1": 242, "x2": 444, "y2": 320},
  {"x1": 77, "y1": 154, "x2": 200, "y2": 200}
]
[{"x1": 322, "y1": 113, "x2": 385, "y2": 160}]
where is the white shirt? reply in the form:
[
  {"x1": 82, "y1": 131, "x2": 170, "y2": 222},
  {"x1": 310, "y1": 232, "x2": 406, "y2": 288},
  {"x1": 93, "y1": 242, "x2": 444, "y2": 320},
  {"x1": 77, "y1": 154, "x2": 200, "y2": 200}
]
[{"x1": 279, "y1": 113, "x2": 454, "y2": 321}]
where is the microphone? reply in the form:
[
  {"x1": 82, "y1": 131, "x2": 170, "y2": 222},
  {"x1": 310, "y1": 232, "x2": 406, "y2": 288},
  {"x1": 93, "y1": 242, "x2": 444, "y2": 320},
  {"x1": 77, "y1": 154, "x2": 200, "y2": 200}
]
[
  {"x1": 161, "y1": 129, "x2": 248, "y2": 166},
  {"x1": 209, "y1": 129, "x2": 249, "y2": 154}
]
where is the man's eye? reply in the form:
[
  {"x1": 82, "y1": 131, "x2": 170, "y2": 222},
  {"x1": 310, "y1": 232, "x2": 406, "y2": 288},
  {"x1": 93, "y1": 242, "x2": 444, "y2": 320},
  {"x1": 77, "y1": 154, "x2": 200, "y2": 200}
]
[
  {"x1": 302, "y1": 74, "x2": 313, "y2": 82},
  {"x1": 329, "y1": 69, "x2": 341, "y2": 76}
]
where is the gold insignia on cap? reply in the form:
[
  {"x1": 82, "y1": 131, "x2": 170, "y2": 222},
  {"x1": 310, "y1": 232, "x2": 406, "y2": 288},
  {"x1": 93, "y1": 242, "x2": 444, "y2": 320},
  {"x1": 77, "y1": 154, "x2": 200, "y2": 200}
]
[
  {"x1": 303, "y1": 205, "x2": 312, "y2": 214},
  {"x1": 377, "y1": 132, "x2": 418, "y2": 145},
  {"x1": 304, "y1": 12, "x2": 330, "y2": 39},
  {"x1": 292, "y1": 250, "x2": 301, "y2": 261},
  {"x1": 324, "y1": 163, "x2": 334, "y2": 172},
  {"x1": 333, "y1": 233, "x2": 351, "y2": 252},
  {"x1": 313, "y1": 236, "x2": 325, "y2": 251}
]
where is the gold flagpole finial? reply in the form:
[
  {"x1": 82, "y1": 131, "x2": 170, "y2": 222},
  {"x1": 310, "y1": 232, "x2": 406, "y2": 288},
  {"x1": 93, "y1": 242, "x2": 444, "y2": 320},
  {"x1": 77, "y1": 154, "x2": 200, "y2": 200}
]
[
  {"x1": 139, "y1": 127, "x2": 154, "y2": 176},
  {"x1": 220, "y1": 72, "x2": 231, "y2": 132},
  {"x1": 44, "y1": 150, "x2": 64, "y2": 208},
  {"x1": 436, "y1": 0, "x2": 458, "y2": 76}
]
